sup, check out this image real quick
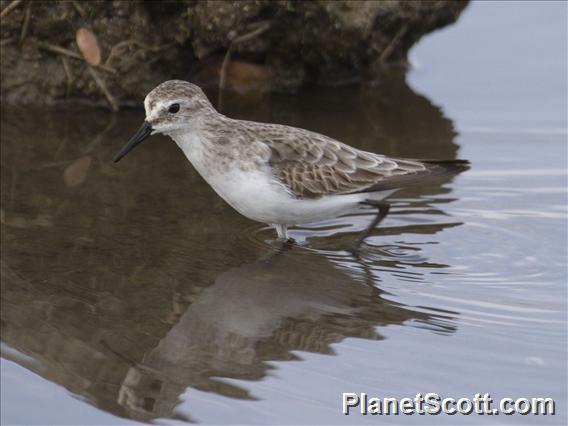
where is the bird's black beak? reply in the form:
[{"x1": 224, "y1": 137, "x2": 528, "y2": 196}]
[{"x1": 113, "y1": 121, "x2": 153, "y2": 163}]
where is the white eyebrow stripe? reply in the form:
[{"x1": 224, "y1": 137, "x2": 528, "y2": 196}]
[
  {"x1": 145, "y1": 98, "x2": 188, "y2": 121},
  {"x1": 145, "y1": 99, "x2": 166, "y2": 121},
  {"x1": 143, "y1": 95, "x2": 152, "y2": 118}
]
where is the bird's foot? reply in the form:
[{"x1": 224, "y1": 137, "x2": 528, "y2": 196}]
[
  {"x1": 259, "y1": 237, "x2": 295, "y2": 264},
  {"x1": 278, "y1": 237, "x2": 296, "y2": 250}
]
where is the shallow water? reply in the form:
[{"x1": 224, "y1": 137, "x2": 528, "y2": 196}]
[{"x1": 1, "y1": 2, "x2": 567, "y2": 425}]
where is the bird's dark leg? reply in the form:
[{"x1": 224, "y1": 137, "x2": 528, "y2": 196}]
[{"x1": 351, "y1": 201, "x2": 391, "y2": 251}]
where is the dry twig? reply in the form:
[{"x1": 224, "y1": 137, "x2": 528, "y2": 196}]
[
  {"x1": 38, "y1": 42, "x2": 117, "y2": 73},
  {"x1": 105, "y1": 39, "x2": 169, "y2": 67},
  {"x1": 19, "y1": 2, "x2": 31, "y2": 45},
  {"x1": 0, "y1": 0, "x2": 23, "y2": 19},
  {"x1": 60, "y1": 56, "x2": 73, "y2": 97},
  {"x1": 39, "y1": 40, "x2": 118, "y2": 111},
  {"x1": 70, "y1": 0, "x2": 86, "y2": 17},
  {"x1": 379, "y1": 24, "x2": 408, "y2": 62},
  {"x1": 87, "y1": 66, "x2": 118, "y2": 111},
  {"x1": 218, "y1": 20, "x2": 271, "y2": 110},
  {"x1": 38, "y1": 42, "x2": 83, "y2": 60}
]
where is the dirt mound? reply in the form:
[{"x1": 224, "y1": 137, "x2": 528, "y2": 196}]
[{"x1": 0, "y1": 0, "x2": 468, "y2": 109}]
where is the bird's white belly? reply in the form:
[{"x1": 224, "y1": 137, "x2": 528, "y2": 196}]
[{"x1": 206, "y1": 169, "x2": 393, "y2": 225}]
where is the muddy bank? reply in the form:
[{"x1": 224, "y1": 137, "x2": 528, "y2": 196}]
[{"x1": 0, "y1": 0, "x2": 468, "y2": 109}]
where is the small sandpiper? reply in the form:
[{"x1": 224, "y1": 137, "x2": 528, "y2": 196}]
[{"x1": 114, "y1": 80, "x2": 469, "y2": 245}]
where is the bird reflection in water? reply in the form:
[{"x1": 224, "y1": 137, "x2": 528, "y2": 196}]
[{"x1": 113, "y1": 246, "x2": 457, "y2": 421}]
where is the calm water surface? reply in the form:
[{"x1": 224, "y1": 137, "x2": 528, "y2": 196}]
[{"x1": 1, "y1": 2, "x2": 566, "y2": 425}]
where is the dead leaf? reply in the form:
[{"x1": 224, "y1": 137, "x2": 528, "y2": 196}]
[
  {"x1": 225, "y1": 61, "x2": 273, "y2": 96},
  {"x1": 76, "y1": 28, "x2": 101, "y2": 66},
  {"x1": 64, "y1": 156, "x2": 92, "y2": 187}
]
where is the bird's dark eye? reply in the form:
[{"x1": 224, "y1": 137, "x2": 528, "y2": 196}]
[{"x1": 168, "y1": 103, "x2": 180, "y2": 113}]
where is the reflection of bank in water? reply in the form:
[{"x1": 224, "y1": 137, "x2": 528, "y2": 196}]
[
  {"x1": 216, "y1": 67, "x2": 458, "y2": 161},
  {"x1": 115, "y1": 248, "x2": 458, "y2": 421}
]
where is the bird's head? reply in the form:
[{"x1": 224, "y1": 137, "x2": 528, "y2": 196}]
[{"x1": 114, "y1": 80, "x2": 215, "y2": 163}]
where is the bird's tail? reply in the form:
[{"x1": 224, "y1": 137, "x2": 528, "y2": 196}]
[
  {"x1": 350, "y1": 159, "x2": 470, "y2": 193},
  {"x1": 421, "y1": 159, "x2": 471, "y2": 176}
]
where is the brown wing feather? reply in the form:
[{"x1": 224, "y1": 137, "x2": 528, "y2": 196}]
[{"x1": 260, "y1": 125, "x2": 469, "y2": 199}]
